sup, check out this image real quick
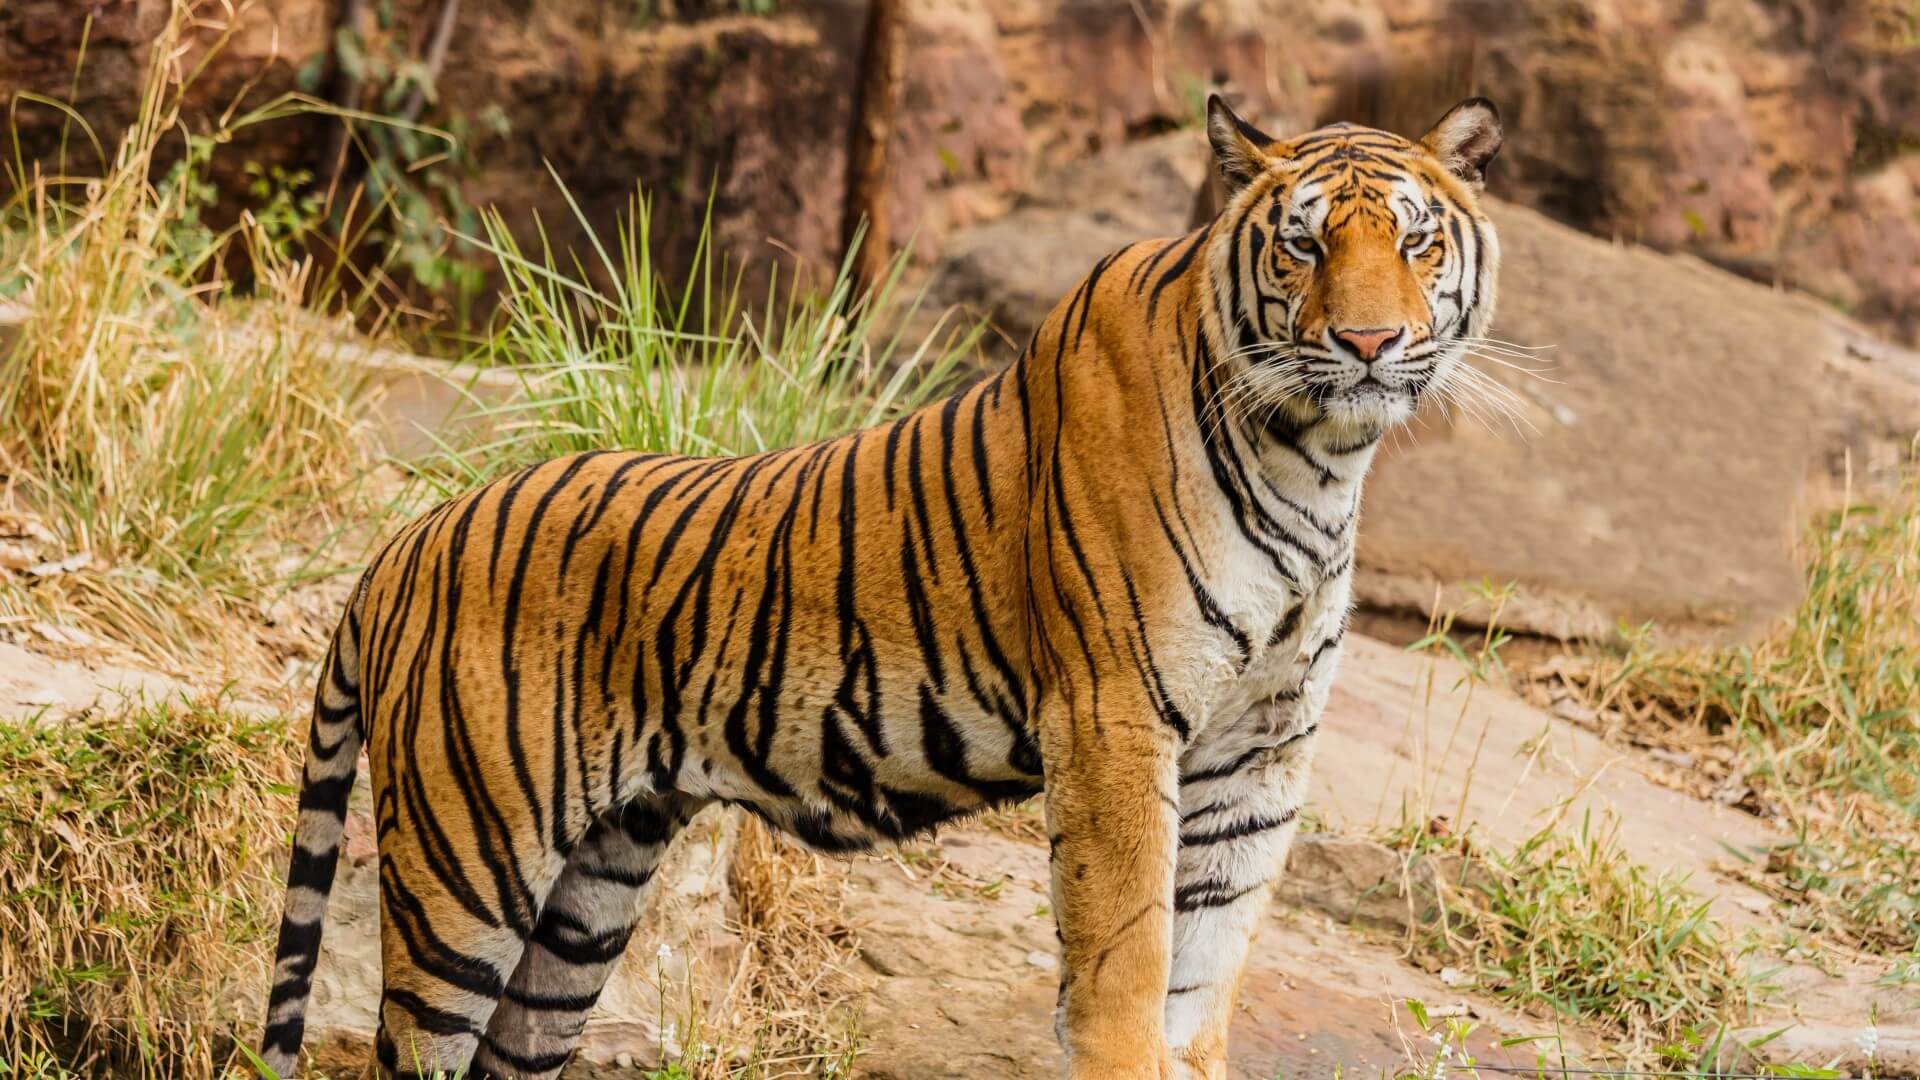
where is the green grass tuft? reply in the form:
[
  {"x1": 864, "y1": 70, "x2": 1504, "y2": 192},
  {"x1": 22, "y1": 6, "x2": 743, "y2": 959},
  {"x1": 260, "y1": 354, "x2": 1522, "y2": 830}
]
[
  {"x1": 407, "y1": 180, "x2": 978, "y2": 498},
  {"x1": 1386, "y1": 813, "x2": 1757, "y2": 1046}
]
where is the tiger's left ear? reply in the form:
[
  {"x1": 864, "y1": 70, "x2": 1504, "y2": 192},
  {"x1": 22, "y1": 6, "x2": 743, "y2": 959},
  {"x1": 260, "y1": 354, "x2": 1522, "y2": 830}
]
[
  {"x1": 1419, "y1": 97, "x2": 1503, "y2": 190},
  {"x1": 1206, "y1": 95, "x2": 1276, "y2": 197}
]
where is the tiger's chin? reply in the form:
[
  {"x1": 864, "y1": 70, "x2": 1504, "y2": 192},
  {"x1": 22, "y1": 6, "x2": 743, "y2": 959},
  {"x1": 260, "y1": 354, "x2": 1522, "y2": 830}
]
[{"x1": 1313, "y1": 381, "x2": 1418, "y2": 431}]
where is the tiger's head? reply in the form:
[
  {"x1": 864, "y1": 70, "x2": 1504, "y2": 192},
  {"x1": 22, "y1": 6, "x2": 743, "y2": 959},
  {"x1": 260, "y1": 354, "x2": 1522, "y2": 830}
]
[{"x1": 1203, "y1": 95, "x2": 1503, "y2": 432}]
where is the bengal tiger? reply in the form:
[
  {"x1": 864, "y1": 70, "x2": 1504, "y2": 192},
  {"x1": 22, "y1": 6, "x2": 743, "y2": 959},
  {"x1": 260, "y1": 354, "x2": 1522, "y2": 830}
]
[{"x1": 259, "y1": 95, "x2": 1502, "y2": 1079}]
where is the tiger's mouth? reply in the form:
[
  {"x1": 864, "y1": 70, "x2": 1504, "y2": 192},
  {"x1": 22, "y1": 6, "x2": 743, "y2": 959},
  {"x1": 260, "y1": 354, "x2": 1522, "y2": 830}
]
[{"x1": 1303, "y1": 369, "x2": 1429, "y2": 428}]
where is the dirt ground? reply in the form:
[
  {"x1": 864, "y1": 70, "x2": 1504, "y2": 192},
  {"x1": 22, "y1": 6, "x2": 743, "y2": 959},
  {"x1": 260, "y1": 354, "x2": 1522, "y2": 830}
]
[{"x1": 9, "y1": 628, "x2": 1912, "y2": 1078}]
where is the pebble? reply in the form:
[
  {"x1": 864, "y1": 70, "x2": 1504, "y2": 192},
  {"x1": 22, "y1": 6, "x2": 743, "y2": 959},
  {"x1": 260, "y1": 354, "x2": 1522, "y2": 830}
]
[{"x1": 1025, "y1": 949, "x2": 1057, "y2": 971}]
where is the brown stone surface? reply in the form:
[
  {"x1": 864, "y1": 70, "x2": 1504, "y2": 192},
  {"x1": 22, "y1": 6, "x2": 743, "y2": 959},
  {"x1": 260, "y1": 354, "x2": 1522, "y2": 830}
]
[
  {"x1": 1463, "y1": 0, "x2": 1920, "y2": 346},
  {"x1": 6, "y1": 2, "x2": 1916, "y2": 341},
  {"x1": 843, "y1": 825, "x2": 1564, "y2": 1080}
]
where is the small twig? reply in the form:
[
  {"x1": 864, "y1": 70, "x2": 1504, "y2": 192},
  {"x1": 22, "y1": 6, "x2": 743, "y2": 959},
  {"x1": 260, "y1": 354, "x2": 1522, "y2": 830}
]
[
  {"x1": 320, "y1": 0, "x2": 367, "y2": 196},
  {"x1": 400, "y1": 0, "x2": 462, "y2": 125}
]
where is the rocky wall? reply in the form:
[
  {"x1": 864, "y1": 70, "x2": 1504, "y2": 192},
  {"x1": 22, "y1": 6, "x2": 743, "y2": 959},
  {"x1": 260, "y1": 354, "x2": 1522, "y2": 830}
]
[{"x1": 2, "y1": 0, "x2": 1917, "y2": 340}]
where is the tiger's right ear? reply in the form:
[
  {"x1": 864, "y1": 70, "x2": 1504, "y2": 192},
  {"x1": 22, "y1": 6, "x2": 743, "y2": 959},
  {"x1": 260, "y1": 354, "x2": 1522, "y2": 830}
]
[{"x1": 1206, "y1": 95, "x2": 1276, "y2": 197}]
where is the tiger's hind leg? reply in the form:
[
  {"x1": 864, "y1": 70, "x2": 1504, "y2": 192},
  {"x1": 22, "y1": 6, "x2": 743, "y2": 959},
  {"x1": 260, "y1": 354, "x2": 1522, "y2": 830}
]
[
  {"x1": 374, "y1": 843, "x2": 562, "y2": 1078},
  {"x1": 472, "y1": 796, "x2": 703, "y2": 1079}
]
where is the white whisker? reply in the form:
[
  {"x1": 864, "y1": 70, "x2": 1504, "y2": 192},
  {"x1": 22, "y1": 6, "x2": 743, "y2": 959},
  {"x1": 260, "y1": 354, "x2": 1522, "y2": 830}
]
[{"x1": 1463, "y1": 350, "x2": 1559, "y2": 380}]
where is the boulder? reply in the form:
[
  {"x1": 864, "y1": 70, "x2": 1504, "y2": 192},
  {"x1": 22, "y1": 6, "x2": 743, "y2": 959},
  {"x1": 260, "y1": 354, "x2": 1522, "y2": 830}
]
[
  {"x1": 1464, "y1": 0, "x2": 1920, "y2": 347},
  {"x1": 927, "y1": 131, "x2": 1210, "y2": 350}
]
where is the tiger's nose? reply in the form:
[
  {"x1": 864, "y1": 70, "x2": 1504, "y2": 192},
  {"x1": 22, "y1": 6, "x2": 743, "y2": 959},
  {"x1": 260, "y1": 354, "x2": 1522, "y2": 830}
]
[{"x1": 1331, "y1": 327, "x2": 1403, "y2": 362}]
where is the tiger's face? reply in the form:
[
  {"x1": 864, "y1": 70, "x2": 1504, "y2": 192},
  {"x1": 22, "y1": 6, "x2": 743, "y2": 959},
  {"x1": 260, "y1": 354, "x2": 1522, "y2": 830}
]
[{"x1": 1205, "y1": 96, "x2": 1503, "y2": 431}]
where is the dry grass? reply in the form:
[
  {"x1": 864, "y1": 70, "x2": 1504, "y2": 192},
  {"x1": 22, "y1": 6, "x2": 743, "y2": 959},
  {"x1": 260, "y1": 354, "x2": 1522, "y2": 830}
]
[
  {"x1": 0, "y1": 7, "x2": 383, "y2": 680},
  {"x1": 1533, "y1": 466, "x2": 1920, "y2": 956},
  {"x1": 0, "y1": 696, "x2": 295, "y2": 1077},
  {"x1": 660, "y1": 816, "x2": 862, "y2": 1079},
  {"x1": 969, "y1": 798, "x2": 1049, "y2": 846}
]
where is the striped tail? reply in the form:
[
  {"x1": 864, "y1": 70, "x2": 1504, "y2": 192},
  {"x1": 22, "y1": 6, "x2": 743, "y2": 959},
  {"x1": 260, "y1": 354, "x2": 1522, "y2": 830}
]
[{"x1": 258, "y1": 596, "x2": 366, "y2": 1077}]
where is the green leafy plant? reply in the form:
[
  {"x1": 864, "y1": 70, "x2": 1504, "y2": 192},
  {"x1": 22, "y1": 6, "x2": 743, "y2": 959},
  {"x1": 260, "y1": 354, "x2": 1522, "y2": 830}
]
[
  {"x1": 414, "y1": 179, "x2": 978, "y2": 492},
  {"x1": 297, "y1": 7, "x2": 511, "y2": 330}
]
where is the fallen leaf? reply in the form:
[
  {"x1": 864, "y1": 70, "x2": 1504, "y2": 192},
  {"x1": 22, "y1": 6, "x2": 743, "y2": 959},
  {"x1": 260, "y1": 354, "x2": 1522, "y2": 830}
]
[{"x1": 0, "y1": 541, "x2": 37, "y2": 570}]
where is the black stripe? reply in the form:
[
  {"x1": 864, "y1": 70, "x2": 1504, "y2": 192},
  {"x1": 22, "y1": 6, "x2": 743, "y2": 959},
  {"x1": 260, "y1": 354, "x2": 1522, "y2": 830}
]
[
  {"x1": 1147, "y1": 226, "x2": 1210, "y2": 322},
  {"x1": 529, "y1": 915, "x2": 633, "y2": 967},
  {"x1": 1173, "y1": 879, "x2": 1264, "y2": 912},
  {"x1": 260, "y1": 1018, "x2": 305, "y2": 1056},
  {"x1": 385, "y1": 986, "x2": 482, "y2": 1036},
  {"x1": 284, "y1": 843, "x2": 339, "y2": 893},
  {"x1": 479, "y1": 1034, "x2": 574, "y2": 1074},
  {"x1": 504, "y1": 985, "x2": 604, "y2": 1012},
  {"x1": 1180, "y1": 806, "x2": 1298, "y2": 847}
]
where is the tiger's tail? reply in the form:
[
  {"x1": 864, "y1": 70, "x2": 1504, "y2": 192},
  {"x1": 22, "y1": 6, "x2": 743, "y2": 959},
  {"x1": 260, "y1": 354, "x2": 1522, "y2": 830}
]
[{"x1": 257, "y1": 591, "x2": 366, "y2": 1077}]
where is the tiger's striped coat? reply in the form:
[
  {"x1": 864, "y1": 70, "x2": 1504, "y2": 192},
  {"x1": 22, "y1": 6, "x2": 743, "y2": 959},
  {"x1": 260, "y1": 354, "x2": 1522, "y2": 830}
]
[{"x1": 260, "y1": 96, "x2": 1503, "y2": 1079}]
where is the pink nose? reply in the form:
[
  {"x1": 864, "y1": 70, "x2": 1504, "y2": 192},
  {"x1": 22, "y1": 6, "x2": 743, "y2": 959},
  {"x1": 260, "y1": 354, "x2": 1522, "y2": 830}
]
[{"x1": 1332, "y1": 327, "x2": 1403, "y2": 362}]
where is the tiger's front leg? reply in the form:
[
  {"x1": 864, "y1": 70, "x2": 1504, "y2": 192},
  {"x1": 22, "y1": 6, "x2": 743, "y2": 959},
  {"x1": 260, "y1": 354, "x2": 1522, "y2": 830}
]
[
  {"x1": 1163, "y1": 693, "x2": 1320, "y2": 1079},
  {"x1": 1041, "y1": 692, "x2": 1184, "y2": 1080}
]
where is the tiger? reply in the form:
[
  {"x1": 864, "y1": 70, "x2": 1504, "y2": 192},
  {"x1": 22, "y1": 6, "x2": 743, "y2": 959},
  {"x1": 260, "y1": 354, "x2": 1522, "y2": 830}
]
[{"x1": 258, "y1": 94, "x2": 1502, "y2": 1080}]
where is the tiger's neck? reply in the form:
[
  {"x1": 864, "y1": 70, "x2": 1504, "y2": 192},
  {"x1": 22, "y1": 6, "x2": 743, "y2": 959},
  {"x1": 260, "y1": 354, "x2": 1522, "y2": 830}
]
[
  {"x1": 1190, "y1": 268, "x2": 1373, "y2": 597},
  {"x1": 984, "y1": 227, "x2": 1373, "y2": 613}
]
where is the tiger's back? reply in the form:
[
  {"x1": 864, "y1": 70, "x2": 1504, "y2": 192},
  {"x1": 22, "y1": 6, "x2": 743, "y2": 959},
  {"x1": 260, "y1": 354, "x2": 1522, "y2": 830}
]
[{"x1": 362, "y1": 413, "x2": 1044, "y2": 861}]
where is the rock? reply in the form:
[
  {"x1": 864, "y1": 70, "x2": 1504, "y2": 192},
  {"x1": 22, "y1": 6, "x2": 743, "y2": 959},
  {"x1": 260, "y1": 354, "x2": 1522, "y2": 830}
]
[
  {"x1": 1466, "y1": 0, "x2": 1920, "y2": 347},
  {"x1": 1748, "y1": 1022, "x2": 1920, "y2": 1079},
  {"x1": 9, "y1": 0, "x2": 1917, "y2": 344},
  {"x1": 1277, "y1": 833, "x2": 1465, "y2": 934},
  {"x1": 841, "y1": 810, "x2": 1573, "y2": 1079},
  {"x1": 926, "y1": 131, "x2": 1208, "y2": 351},
  {"x1": 0, "y1": 0, "x2": 330, "y2": 222},
  {"x1": 1315, "y1": 636, "x2": 1787, "y2": 925}
]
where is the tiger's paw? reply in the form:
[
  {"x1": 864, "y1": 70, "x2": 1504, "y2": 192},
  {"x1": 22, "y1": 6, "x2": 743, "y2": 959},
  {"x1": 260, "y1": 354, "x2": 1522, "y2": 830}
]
[{"x1": 1167, "y1": 1053, "x2": 1228, "y2": 1080}]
